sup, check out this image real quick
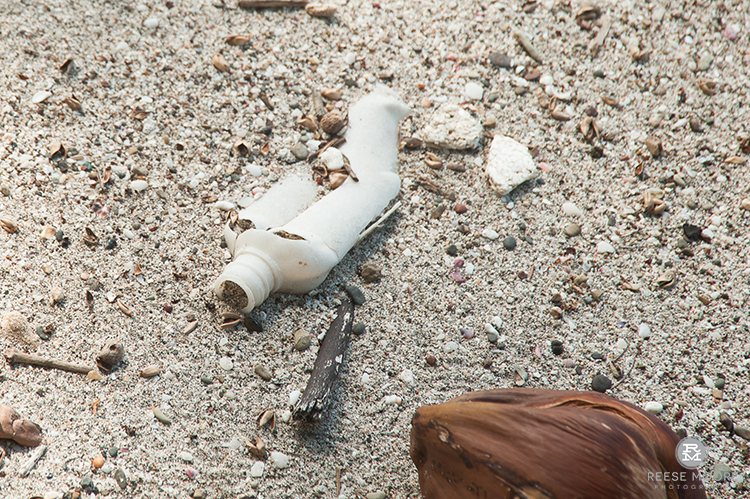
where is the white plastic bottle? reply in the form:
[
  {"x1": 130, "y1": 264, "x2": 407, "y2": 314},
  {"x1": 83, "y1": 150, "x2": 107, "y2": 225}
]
[{"x1": 214, "y1": 88, "x2": 410, "y2": 312}]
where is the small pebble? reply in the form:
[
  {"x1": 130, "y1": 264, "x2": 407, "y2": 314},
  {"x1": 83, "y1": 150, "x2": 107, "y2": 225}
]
[
  {"x1": 564, "y1": 223, "x2": 581, "y2": 237},
  {"x1": 503, "y1": 236, "x2": 516, "y2": 250},
  {"x1": 345, "y1": 285, "x2": 366, "y2": 305},
  {"x1": 254, "y1": 364, "x2": 272, "y2": 381},
  {"x1": 384, "y1": 395, "x2": 402, "y2": 405},
  {"x1": 591, "y1": 374, "x2": 612, "y2": 392},
  {"x1": 489, "y1": 52, "x2": 511, "y2": 68},
  {"x1": 360, "y1": 262, "x2": 382, "y2": 283},
  {"x1": 250, "y1": 461, "x2": 264, "y2": 478},
  {"x1": 551, "y1": 340, "x2": 564, "y2": 355},
  {"x1": 131, "y1": 180, "x2": 149, "y2": 192},
  {"x1": 464, "y1": 82, "x2": 484, "y2": 101},
  {"x1": 294, "y1": 329, "x2": 311, "y2": 351},
  {"x1": 153, "y1": 407, "x2": 171, "y2": 425},
  {"x1": 454, "y1": 203, "x2": 468, "y2": 214},
  {"x1": 644, "y1": 402, "x2": 663, "y2": 414},
  {"x1": 352, "y1": 322, "x2": 366, "y2": 335},
  {"x1": 426, "y1": 355, "x2": 437, "y2": 366},
  {"x1": 289, "y1": 390, "x2": 302, "y2": 406},
  {"x1": 596, "y1": 241, "x2": 615, "y2": 254},
  {"x1": 638, "y1": 323, "x2": 651, "y2": 339},
  {"x1": 200, "y1": 375, "x2": 213, "y2": 385},
  {"x1": 105, "y1": 238, "x2": 117, "y2": 250},
  {"x1": 443, "y1": 341, "x2": 458, "y2": 353},
  {"x1": 445, "y1": 244, "x2": 458, "y2": 256},
  {"x1": 481, "y1": 228, "x2": 499, "y2": 240},
  {"x1": 219, "y1": 357, "x2": 233, "y2": 371},
  {"x1": 193, "y1": 489, "x2": 207, "y2": 499},
  {"x1": 270, "y1": 451, "x2": 291, "y2": 469},
  {"x1": 179, "y1": 451, "x2": 194, "y2": 463},
  {"x1": 143, "y1": 18, "x2": 159, "y2": 29},
  {"x1": 713, "y1": 462, "x2": 731, "y2": 482},
  {"x1": 108, "y1": 446, "x2": 119, "y2": 458},
  {"x1": 290, "y1": 143, "x2": 308, "y2": 160},
  {"x1": 92, "y1": 455, "x2": 105, "y2": 468},
  {"x1": 366, "y1": 493, "x2": 386, "y2": 499},
  {"x1": 562, "y1": 202, "x2": 582, "y2": 216}
]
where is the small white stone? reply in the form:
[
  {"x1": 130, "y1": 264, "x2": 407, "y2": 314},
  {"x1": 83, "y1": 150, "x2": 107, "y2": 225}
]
[
  {"x1": 131, "y1": 180, "x2": 149, "y2": 192},
  {"x1": 615, "y1": 338, "x2": 629, "y2": 350},
  {"x1": 539, "y1": 75, "x2": 555, "y2": 86},
  {"x1": 491, "y1": 316, "x2": 503, "y2": 330},
  {"x1": 399, "y1": 369, "x2": 415, "y2": 386},
  {"x1": 562, "y1": 202, "x2": 582, "y2": 216},
  {"x1": 444, "y1": 341, "x2": 459, "y2": 353},
  {"x1": 219, "y1": 357, "x2": 233, "y2": 371},
  {"x1": 597, "y1": 241, "x2": 615, "y2": 254},
  {"x1": 320, "y1": 147, "x2": 345, "y2": 170},
  {"x1": 251, "y1": 461, "x2": 265, "y2": 478},
  {"x1": 215, "y1": 200, "x2": 235, "y2": 211},
  {"x1": 361, "y1": 372, "x2": 371, "y2": 384},
  {"x1": 702, "y1": 375, "x2": 715, "y2": 389},
  {"x1": 289, "y1": 390, "x2": 302, "y2": 407},
  {"x1": 485, "y1": 135, "x2": 537, "y2": 196},
  {"x1": 115, "y1": 41, "x2": 130, "y2": 52},
  {"x1": 644, "y1": 402, "x2": 663, "y2": 414},
  {"x1": 344, "y1": 52, "x2": 356, "y2": 65},
  {"x1": 123, "y1": 229, "x2": 135, "y2": 239},
  {"x1": 280, "y1": 410, "x2": 292, "y2": 422},
  {"x1": 179, "y1": 451, "x2": 194, "y2": 463},
  {"x1": 464, "y1": 82, "x2": 484, "y2": 101},
  {"x1": 484, "y1": 323, "x2": 499, "y2": 343},
  {"x1": 384, "y1": 395, "x2": 402, "y2": 405},
  {"x1": 638, "y1": 323, "x2": 651, "y2": 338},
  {"x1": 32, "y1": 91, "x2": 52, "y2": 104},
  {"x1": 44, "y1": 492, "x2": 63, "y2": 499},
  {"x1": 419, "y1": 104, "x2": 483, "y2": 150},
  {"x1": 481, "y1": 228, "x2": 499, "y2": 240},
  {"x1": 247, "y1": 163, "x2": 262, "y2": 177},
  {"x1": 143, "y1": 18, "x2": 159, "y2": 29},
  {"x1": 270, "y1": 451, "x2": 291, "y2": 469}
]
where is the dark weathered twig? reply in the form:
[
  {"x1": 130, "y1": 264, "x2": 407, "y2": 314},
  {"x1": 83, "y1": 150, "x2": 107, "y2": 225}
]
[
  {"x1": 293, "y1": 300, "x2": 354, "y2": 421},
  {"x1": 4, "y1": 348, "x2": 92, "y2": 375},
  {"x1": 238, "y1": 0, "x2": 307, "y2": 9}
]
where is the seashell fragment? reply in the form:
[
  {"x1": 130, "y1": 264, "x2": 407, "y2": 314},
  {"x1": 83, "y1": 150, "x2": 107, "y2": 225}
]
[
  {"x1": 0, "y1": 217, "x2": 19, "y2": 234},
  {"x1": 485, "y1": 135, "x2": 537, "y2": 196},
  {"x1": 655, "y1": 270, "x2": 676, "y2": 288},
  {"x1": 96, "y1": 339, "x2": 125, "y2": 372},
  {"x1": 305, "y1": 3, "x2": 337, "y2": 17},
  {"x1": 212, "y1": 53, "x2": 231, "y2": 73},
  {"x1": 225, "y1": 34, "x2": 251, "y2": 46}
]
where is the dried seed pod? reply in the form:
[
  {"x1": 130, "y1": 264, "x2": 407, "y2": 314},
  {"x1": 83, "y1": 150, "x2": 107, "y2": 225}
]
[
  {"x1": 49, "y1": 140, "x2": 66, "y2": 158},
  {"x1": 225, "y1": 34, "x2": 251, "y2": 46},
  {"x1": 140, "y1": 365, "x2": 161, "y2": 378},
  {"x1": 212, "y1": 53, "x2": 231, "y2": 73},
  {"x1": 575, "y1": 0, "x2": 601, "y2": 21},
  {"x1": 550, "y1": 107, "x2": 571, "y2": 121},
  {"x1": 257, "y1": 409, "x2": 276, "y2": 430},
  {"x1": 1, "y1": 311, "x2": 39, "y2": 349},
  {"x1": 400, "y1": 137, "x2": 423, "y2": 150},
  {"x1": 425, "y1": 151, "x2": 443, "y2": 169},
  {"x1": 116, "y1": 298, "x2": 133, "y2": 317},
  {"x1": 83, "y1": 227, "x2": 99, "y2": 247},
  {"x1": 410, "y1": 389, "x2": 706, "y2": 499},
  {"x1": 248, "y1": 436, "x2": 267, "y2": 458},
  {"x1": 64, "y1": 95, "x2": 83, "y2": 111},
  {"x1": 96, "y1": 339, "x2": 125, "y2": 372},
  {"x1": 0, "y1": 403, "x2": 43, "y2": 447},
  {"x1": 328, "y1": 170, "x2": 349, "y2": 189},
  {"x1": 698, "y1": 79, "x2": 717, "y2": 96},
  {"x1": 305, "y1": 3, "x2": 337, "y2": 17},
  {"x1": 580, "y1": 116, "x2": 600, "y2": 142},
  {"x1": 297, "y1": 114, "x2": 319, "y2": 132},
  {"x1": 233, "y1": 139, "x2": 251, "y2": 157},
  {"x1": 320, "y1": 111, "x2": 344, "y2": 135},
  {"x1": 0, "y1": 217, "x2": 19, "y2": 234},
  {"x1": 601, "y1": 95, "x2": 619, "y2": 107}
]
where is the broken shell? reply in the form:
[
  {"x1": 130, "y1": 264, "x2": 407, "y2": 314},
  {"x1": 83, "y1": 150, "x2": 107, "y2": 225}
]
[
  {"x1": 296, "y1": 114, "x2": 319, "y2": 132},
  {"x1": 233, "y1": 139, "x2": 251, "y2": 157},
  {"x1": 86, "y1": 290, "x2": 94, "y2": 310},
  {"x1": 116, "y1": 298, "x2": 133, "y2": 317},
  {"x1": 225, "y1": 34, "x2": 251, "y2": 46},
  {"x1": 575, "y1": 0, "x2": 601, "y2": 21},
  {"x1": 320, "y1": 111, "x2": 344, "y2": 135},
  {"x1": 212, "y1": 53, "x2": 231, "y2": 73},
  {"x1": 580, "y1": 116, "x2": 600, "y2": 141},
  {"x1": 96, "y1": 340, "x2": 125, "y2": 372},
  {"x1": 83, "y1": 227, "x2": 99, "y2": 247},
  {"x1": 424, "y1": 151, "x2": 443, "y2": 169},
  {"x1": 49, "y1": 140, "x2": 66, "y2": 158},
  {"x1": 60, "y1": 57, "x2": 76, "y2": 75},
  {"x1": 258, "y1": 409, "x2": 276, "y2": 430},
  {"x1": 248, "y1": 436, "x2": 267, "y2": 458},
  {"x1": 40, "y1": 226, "x2": 56, "y2": 239},
  {"x1": 550, "y1": 107, "x2": 571, "y2": 121},
  {"x1": 644, "y1": 136, "x2": 662, "y2": 157},
  {"x1": 183, "y1": 321, "x2": 198, "y2": 334},
  {"x1": 305, "y1": 3, "x2": 337, "y2": 17},
  {"x1": 513, "y1": 367, "x2": 529, "y2": 387},
  {"x1": 0, "y1": 217, "x2": 19, "y2": 234},
  {"x1": 655, "y1": 270, "x2": 677, "y2": 289},
  {"x1": 724, "y1": 155, "x2": 747, "y2": 165},
  {"x1": 698, "y1": 79, "x2": 717, "y2": 96},
  {"x1": 153, "y1": 407, "x2": 171, "y2": 425},
  {"x1": 329, "y1": 170, "x2": 349, "y2": 189},
  {"x1": 601, "y1": 95, "x2": 619, "y2": 107},
  {"x1": 1, "y1": 311, "x2": 39, "y2": 349},
  {"x1": 140, "y1": 365, "x2": 161, "y2": 378},
  {"x1": 321, "y1": 88, "x2": 343, "y2": 100},
  {"x1": 643, "y1": 189, "x2": 666, "y2": 216},
  {"x1": 64, "y1": 95, "x2": 82, "y2": 111}
]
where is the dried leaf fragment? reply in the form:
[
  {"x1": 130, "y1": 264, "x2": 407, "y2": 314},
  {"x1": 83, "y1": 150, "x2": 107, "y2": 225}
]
[
  {"x1": 0, "y1": 217, "x2": 19, "y2": 234},
  {"x1": 225, "y1": 34, "x2": 251, "y2": 46},
  {"x1": 212, "y1": 53, "x2": 231, "y2": 73}
]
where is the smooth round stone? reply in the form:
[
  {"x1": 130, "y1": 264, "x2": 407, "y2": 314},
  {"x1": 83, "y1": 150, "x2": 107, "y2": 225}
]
[
  {"x1": 290, "y1": 143, "x2": 308, "y2": 160},
  {"x1": 219, "y1": 357, "x2": 233, "y2": 371},
  {"x1": 714, "y1": 378, "x2": 726, "y2": 390},
  {"x1": 563, "y1": 359, "x2": 576, "y2": 368},
  {"x1": 488, "y1": 52, "x2": 511, "y2": 68},
  {"x1": 481, "y1": 228, "x2": 499, "y2": 240},
  {"x1": 644, "y1": 402, "x2": 663, "y2": 414},
  {"x1": 288, "y1": 390, "x2": 302, "y2": 406},
  {"x1": 108, "y1": 446, "x2": 119, "y2": 458},
  {"x1": 713, "y1": 462, "x2": 731, "y2": 482},
  {"x1": 551, "y1": 340, "x2": 564, "y2": 355},
  {"x1": 143, "y1": 18, "x2": 159, "y2": 29},
  {"x1": 464, "y1": 82, "x2": 484, "y2": 101},
  {"x1": 366, "y1": 493, "x2": 387, "y2": 499},
  {"x1": 564, "y1": 223, "x2": 581, "y2": 237},
  {"x1": 597, "y1": 241, "x2": 615, "y2": 253},
  {"x1": 345, "y1": 285, "x2": 365, "y2": 305},
  {"x1": 503, "y1": 236, "x2": 516, "y2": 250},
  {"x1": 615, "y1": 338, "x2": 629, "y2": 350},
  {"x1": 131, "y1": 180, "x2": 149, "y2": 192},
  {"x1": 444, "y1": 341, "x2": 459, "y2": 353},
  {"x1": 638, "y1": 323, "x2": 651, "y2": 338},
  {"x1": 215, "y1": 200, "x2": 235, "y2": 211},
  {"x1": 562, "y1": 202, "x2": 582, "y2": 216},
  {"x1": 484, "y1": 323, "x2": 499, "y2": 343},
  {"x1": 270, "y1": 451, "x2": 290, "y2": 469},
  {"x1": 399, "y1": 369, "x2": 415, "y2": 385},
  {"x1": 591, "y1": 374, "x2": 612, "y2": 393},
  {"x1": 352, "y1": 322, "x2": 366, "y2": 335},
  {"x1": 293, "y1": 329, "x2": 311, "y2": 351},
  {"x1": 179, "y1": 451, "x2": 194, "y2": 463}
]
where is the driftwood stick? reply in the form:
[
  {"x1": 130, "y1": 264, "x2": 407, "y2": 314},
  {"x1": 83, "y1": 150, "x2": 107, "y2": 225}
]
[
  {"x1": 238, "y1": 0, "x2": 308, "y2": 8},
  {"x1": 4, "y1": 348, "x2": 92, "y2": 375},
  {"x1": 293, "y1": 300, "x2": 354, "y2": 421},
  {"x1": 19, "y1": 444, "x2": 47, "y2": 477}
]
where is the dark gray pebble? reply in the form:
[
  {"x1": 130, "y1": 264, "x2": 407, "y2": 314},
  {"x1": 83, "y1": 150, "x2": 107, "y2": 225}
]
[
  {"x1": 489, "y1": 52, "x2": 511, "y2": 68},
  {"x1": 503, "y1": 236, "x2": 516, "y2": 250},
  {"x1": 109, "y1": 446, "x2": 119, "y2": 458},
  {"x1": 345, "y1": 285, "x2": 366, "y2": 305},
  {"x1": 200, "y1": 375, "x2": 213, "y2": 386},
  {"x1": 591, "y1": 352, "x2": 604, "y2": 360},
  {"x1": 551, "y1": 340, "x2": 564, "y2": 356},
  {"x1": 591, "y1": 374, "x2": 612, "y2": 393},
  {"x1": 445, "y1": 244, "x2": 458, "y2": 256},
  {"x1": 105, "y1": 238, "x2": 117, "y2": 250},
  {"x1": 352, "y1": 322, "x2": 366, "y2": 335}
]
